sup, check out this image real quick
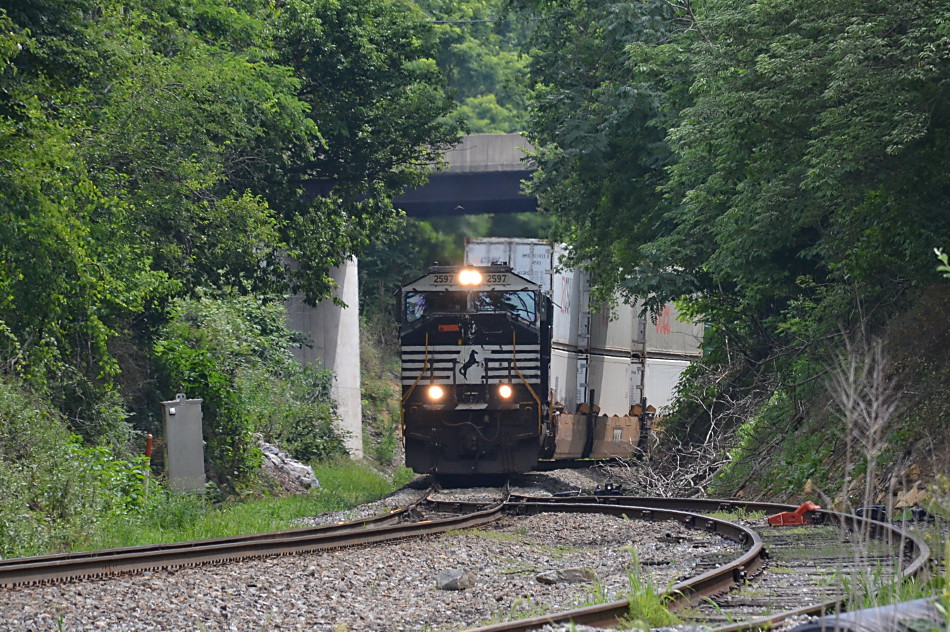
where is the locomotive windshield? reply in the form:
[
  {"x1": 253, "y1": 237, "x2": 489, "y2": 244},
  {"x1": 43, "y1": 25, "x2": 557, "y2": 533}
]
[
  {"x1": 474, "y1": 290, "x2": 537, "y2": 323},
  {"x1": 404, "y1": 289, "x2": 538, "y2": 324},
  {"x1": 404, "y1": 291, "x2": 467, "y2": 323}
]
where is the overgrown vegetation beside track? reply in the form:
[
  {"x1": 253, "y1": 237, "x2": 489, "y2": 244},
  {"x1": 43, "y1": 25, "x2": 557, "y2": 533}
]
[
  {"x1": 0, "y1": 295, "x2": 414, "y2": 558},
  {"x1": 510, "y1": 0, "x2": 950, "y2": 518},
  {"x1": 81, "y1": 458, "x2": 413, "y2": 552},
  {"x1": 0, "y1": 0, "x2": 458, "y2": 555}
]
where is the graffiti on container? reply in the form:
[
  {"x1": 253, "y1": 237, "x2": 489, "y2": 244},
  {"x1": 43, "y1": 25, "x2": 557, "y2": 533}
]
[{"x1": 655, "y1": 305, "x2": 672, "y2": 335}]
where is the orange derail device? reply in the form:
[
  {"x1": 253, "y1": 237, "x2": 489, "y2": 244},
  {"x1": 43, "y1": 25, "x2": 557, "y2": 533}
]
[{"x1": 767, "y1": 501, "x2": 821, "y2": 526}]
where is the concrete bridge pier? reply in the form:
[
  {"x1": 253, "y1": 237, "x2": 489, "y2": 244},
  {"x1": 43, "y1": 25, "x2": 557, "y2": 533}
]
[{"x1": 285, "y1": 258, "x2": 364, "y2": 459}]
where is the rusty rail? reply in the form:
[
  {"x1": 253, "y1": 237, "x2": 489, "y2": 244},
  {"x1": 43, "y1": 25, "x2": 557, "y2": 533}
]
[
  {"x1": 0, "y1": 504, "x2": 501, "y2": 587},
  {"x1": 468, "y1": 496, "x2": 932, "y2": 632},
  {"x1": 461, "y1": 498, "x2": 768, "y2": 632},
  {"x1": 0, "y1": 494, "x2": 930, "y2": 632}
]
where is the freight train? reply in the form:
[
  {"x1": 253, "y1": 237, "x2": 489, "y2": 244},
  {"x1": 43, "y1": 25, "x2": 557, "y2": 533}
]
[{"x1": 399, "y1": 263, "x2": 661, "y2": 475}]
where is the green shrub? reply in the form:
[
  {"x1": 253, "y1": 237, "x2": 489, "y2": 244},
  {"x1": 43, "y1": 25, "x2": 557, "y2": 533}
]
[
  {"x1": 155, "y1": 290, "x2": 346, "y2": 490},
  {"x1": 0, "y1": 379, "x2": 149, "y2": 557},
  {"x1": 359, "y1": 314, "x2": 402, "y2": 466},
  {"x1": 237, "y1": 364, "x2": 347, "y2": 463}
]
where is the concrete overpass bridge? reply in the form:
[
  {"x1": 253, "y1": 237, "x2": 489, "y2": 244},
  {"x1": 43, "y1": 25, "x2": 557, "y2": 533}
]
[
  {"x1": 396, "y1": 133, "x2": 537, "y2": 217},
  {"x1": 290, "y1": 134, "x2": 538, "y2": 459}
]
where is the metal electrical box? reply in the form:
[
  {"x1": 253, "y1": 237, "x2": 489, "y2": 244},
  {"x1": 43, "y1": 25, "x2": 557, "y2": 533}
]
[{"x1": 161, "y1": 394, "x2": 206, "y2": 492}]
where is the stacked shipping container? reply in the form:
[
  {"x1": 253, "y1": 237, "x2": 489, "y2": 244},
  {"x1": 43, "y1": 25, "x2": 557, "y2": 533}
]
[{"x1": 464, "y1": 238, "x2": 703, "y2": 417}]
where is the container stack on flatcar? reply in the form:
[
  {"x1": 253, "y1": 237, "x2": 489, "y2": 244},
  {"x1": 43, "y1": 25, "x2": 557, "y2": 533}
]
[
  {"x1": 464, "y1": 238, "x2": 704, "y2": 416},
  {"x1": 399, "y1": 240, "x2": 704, "y2": 476}
]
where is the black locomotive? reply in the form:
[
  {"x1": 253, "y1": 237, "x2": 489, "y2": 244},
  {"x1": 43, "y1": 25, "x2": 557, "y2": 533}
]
[{"x1": 400, "y1": 265, "x2": 552, "y2": 474}]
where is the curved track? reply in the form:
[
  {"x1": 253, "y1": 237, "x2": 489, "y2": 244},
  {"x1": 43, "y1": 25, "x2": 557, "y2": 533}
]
[
  {"x1": 471, "y1": 495, "x2": 930, "y2": 632},
  {"x1": 0, "y1": 494, "x2": 930, "y2": 632}
]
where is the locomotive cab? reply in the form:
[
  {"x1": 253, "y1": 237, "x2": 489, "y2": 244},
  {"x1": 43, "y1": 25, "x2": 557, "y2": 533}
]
[{"x1": 399, "y1": 265, "x2": 552, "y2": 475}]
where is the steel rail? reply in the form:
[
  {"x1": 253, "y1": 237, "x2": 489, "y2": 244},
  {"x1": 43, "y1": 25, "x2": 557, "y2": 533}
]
[
  {"x1": 460, "y1": 499, "x2": 767, "y2": 632},
  {"x1": 0, "y1": 508, "x2": 410, "y2": 574},
  {"x1": 705, "y1": 506, "x2": 932, "y2": 632},
  {"x1": 0, "y1": 503, "x2": 502, "y2": 587},
  {"x1": 464, "y1": 496, "x2": 931, "y2": 632},
  {"x1": 514, "y1": 495, "x2": 930, "y2": 578},
  {"x1": 2, "y1": 493, "x2": 929, "y2": 632}
]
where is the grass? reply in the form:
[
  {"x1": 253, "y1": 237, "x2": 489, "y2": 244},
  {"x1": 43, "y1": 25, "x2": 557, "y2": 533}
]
[
  {"x1": 707, "y1": 509, "x2": 767, "y2": 522},
  {"x1": 480, "y1": 596, "x2": 551, "y2": 627},
  {"x1": 839, "y1": 560, "x2": 947, "y2": 614},
  {"x1": 619, "y1": 547, "x2": 680, "y2": 629},
  {"x1": 75, "y1": 458, "x2": 413, "y2": 552}
]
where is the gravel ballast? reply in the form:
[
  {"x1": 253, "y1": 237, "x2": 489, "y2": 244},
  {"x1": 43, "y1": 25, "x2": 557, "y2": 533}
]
[{"x1": 0, "y1": 510, "x2": 736, "y2": 631}]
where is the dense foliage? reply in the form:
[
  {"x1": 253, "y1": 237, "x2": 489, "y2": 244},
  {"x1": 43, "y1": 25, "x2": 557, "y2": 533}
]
[
  {"x1": 155, "y1": 291, "x2": 346, "y2": 490},
  {"x1": 513, "y1": 0, "x2": 950, "y2": 446},
  {"x1": 0, "y1": 379, "x2": 150, "y2": 556},
  {"x1": 417, "y1": 0, "x2": 532, "y2": 133},
  {"x1": 0, "y1": 0, "x2": 460, "y2": 544}
]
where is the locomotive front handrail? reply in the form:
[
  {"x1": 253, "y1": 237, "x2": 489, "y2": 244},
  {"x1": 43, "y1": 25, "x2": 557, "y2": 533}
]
[
  {"x1": 511, "y1": 331, "x2": 543, "y2": 434},
  {"x1": 402, "y1": 332, "x2": 430, "y2": 404}
]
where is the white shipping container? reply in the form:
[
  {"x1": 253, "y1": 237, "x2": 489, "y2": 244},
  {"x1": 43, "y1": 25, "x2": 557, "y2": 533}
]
[
  {"x1": 464, "y1": 238, "x2": 701, "y2": 415},
  {"x1": 549, "y1": 348, "x2": 578, "y2": 413},
  {"x1": 464, "y1": 238, "x2": 552, "y2": 291},
  {"x1": 550, "y1": 260, "x2": 582, "y2": 348},
  {"x1": 586, "y1": 353, "x2": 634, "y2": 416},
  {"x1": 639, "y1": 302, "x2": 704, "y2": 358},
  {"x1": 588, "y1": 299, "x2": 637, "y2": 354},
  {"x1": 553, "y1": 350, "x2": 687, "y2": 417},
  {"x1": 639, "y1": 357, "x2": 691, "y2": 412}
]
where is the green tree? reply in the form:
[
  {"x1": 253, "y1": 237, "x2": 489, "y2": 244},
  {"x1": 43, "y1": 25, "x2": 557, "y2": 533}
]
[
  {"x1": 1, "y1": 0, "x2": 465, "y2": 487},
  {"x1": 71, "y1": 0, "x2": 313, "y2": 294},
  {"x1": 659, "y1": 0, "x2": 950, "y2": 347},
  {"x1": 511, "y1": 0, "x2": 689, "y2": 304},
  {"x1": 0, "y1": 32, "x2": 164, "y2": 399},
  {"x1": 274, "y1": 0, "x2": 463, "y2": 301},
  {"x1": 517, "y1": 0, "x2": 950, "y2": 339},
  {"x1": 418, "y1": 0, "x2": 532, "y2": 133},
  {"x1": 515, "y1": 0, "x2": 950, "y2": 439}
]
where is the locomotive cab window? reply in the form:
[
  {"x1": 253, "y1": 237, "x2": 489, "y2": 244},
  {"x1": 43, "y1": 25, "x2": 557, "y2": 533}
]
[
  {"x1": 404, "y1": 291, "x2": 467, "y2": 323},
  {"x1": 474, "y1": 290, "x2": 537, "y2": 323}
]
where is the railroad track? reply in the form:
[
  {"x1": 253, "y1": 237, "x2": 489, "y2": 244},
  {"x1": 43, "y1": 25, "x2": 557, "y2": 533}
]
[
  {"x1": 0, "y1": 498, "x2": 479, "y2": 587},
  {"x1": 473, "y1": 496, "x2": 931, "y2": 632},
  {"x1": 0, "y1": 493, "x2": 930, "y2": 632}
]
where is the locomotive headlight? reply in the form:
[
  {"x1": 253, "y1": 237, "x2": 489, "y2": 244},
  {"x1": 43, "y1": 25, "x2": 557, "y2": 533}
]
[
  {"x1": 427, "y1": 384, "x2": 445, "y2": 400},
  {"x1": 498, "y1": 384, "x2": 513, "y2": 399},
  {"x1": 458, "y1": 268, "x2": 482, "y2": 285}
]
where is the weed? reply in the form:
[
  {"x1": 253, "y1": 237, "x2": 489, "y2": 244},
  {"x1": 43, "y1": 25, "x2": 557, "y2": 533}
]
[
  {"x1": 697, "y1": 597, "x2": 736, "y2": 625},
  {"x1": 839, "y1": 562, "x2": 935, "y2": 612},
  {"x1": 505, "y1": 596, "x2": 550, "y2": 620},
  {"x1": 480, "y1": 595, "x2": 548, "y2": 626},
  {"x1": 618, "y1": 547, "x2": 680, "y2": 629},
  {"x1": 580, "y1": 579, "x2": 608, "y2": 607},
  {"x1": 708, "y1": 509, "x2": 766, "y2": 522},
  {"x1": 767, "y1": 565, "x2": 794, "y2": 574}
]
